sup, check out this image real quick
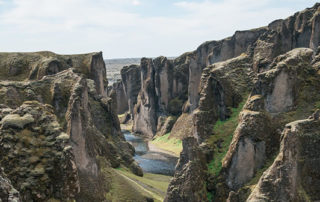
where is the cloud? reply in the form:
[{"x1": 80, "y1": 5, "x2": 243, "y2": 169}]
[
  {"x1": 0, "y1": 0, "x2": 318, "y2": 58},
  {"x1": 132, "y1": 0, "x2": 141, "y2": 6}
]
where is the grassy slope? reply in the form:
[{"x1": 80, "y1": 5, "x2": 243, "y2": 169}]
[
  {"x1": 103, "y1": 166, "x2": 169, "y2": 202},
  {"x1": 207, "y1": 101, "x2": 245, "y2": 176},
  {"x1": 150, "y1": 133, "x2": 182, "y2": 156},
  {"x1": 206, "y1": 101, "x2": 245, "y2": 201},
  {"x1": 116, "y1": 168, "x2": 171, "y2": 199}
]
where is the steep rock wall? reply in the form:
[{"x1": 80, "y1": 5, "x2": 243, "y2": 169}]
[
  {"x1": 0, "y1": 52, "x2": 140, "y2": 201},
  {"x1": 121, "y1": 65, "x2": 141, "y2": 117},
  {"x1": 131, "y1": 4, "x2": 320, "y2": 139},
  {"x1": 166, "y1": 17, "x2": 320, "y2": 201},
  {"x1": 132, "y1": 56, "x2": 188, "y2": 137},
  {"x1": 247, "y1": 111, "x2": 320, "y2": 201},
  {"x1": 109, "y1": 80, "x2": 128, "y2": 114}
]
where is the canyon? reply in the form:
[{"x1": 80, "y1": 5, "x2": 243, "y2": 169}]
[{"x1": 0, "y1": 3, "x2": 320, "y2": 202}]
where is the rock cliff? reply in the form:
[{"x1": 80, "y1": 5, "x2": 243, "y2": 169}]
[
  {"x1": 0, "y1": 52, "x2": 140, "y2": 201},
  {"x1": 109, "y1": 80, "x2": 128, "y2": 114},
  {"x1": 166, "y1": 46, "x2": 320, "y2": 201},
  {"x1": 163, "y1": 3, "x2": 320, "y2": 202},
  {"x1": 128, "y1": 3, "x2": 320, "y2": 139},
  {"x1": 247, "y1": 110, "x2": 320, "y2": 202},
  {"x1": 121, "y1": 65, "x2": 141, "y2": 117}
]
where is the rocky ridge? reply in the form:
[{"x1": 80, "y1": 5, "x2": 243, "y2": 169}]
[
  {"x1": 112, "y1": 3, "x2": 320, "y2": 202},
  {"x1": 0, "y1": 52, "x2": 142, "y2": 201},
  {"x1": 114, "y1": 3, "x2": 320, "y2": 140}
]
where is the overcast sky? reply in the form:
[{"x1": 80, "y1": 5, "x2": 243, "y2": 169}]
[{"x1": 0, "y1": 0, "x2": 318, "y2": 58}]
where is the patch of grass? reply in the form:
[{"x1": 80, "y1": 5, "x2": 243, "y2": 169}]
[
  {"x1": 98, "y1": 158, "x2": 161, "y2": 202},
  {"x1": 116, "y1": 167, "x2": 171, "y2": 195},
  {"x1": 207, "y1": 101, "x2": 245, "y2": 176},
  {"x1": 118, "y1": 113, "x2": 125, "y2": 118},
  {"x1": 151, "y1": 133, "x2": 182, "y2": 156},
  {"x1": 207, "y1": 191, "x2": 213, "y2": 202}
]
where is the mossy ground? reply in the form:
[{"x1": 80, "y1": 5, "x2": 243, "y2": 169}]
[
  {"x1": 207, "y1": 101, "x2": 245, "y2": 176},
  {"x1": 99, "y1": 153, "x2": 170, "y2": 202},
  {"x1": 151, "y1": 133, "x2": 182, "y2": 156},
  {"x1": 106, "y1": 167, "x2": 169, "y2": 202},
  {"x1": 116, "y1": 167, "x2": 171, "y2": 197}
]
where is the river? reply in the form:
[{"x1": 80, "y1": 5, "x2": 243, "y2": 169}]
[{"x1": 123, "y1": 131, "x2": 178, "y2": 176}]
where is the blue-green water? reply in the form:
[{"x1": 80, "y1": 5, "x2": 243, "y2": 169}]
[{"x1": 123, "y1": 131, "x2": 178, "y2": 176}]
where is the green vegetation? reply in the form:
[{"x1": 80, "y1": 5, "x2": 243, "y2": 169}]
[
  {"x1": 207, "y1": 192, "x2": 213, "y2": 202},
  {"x1": 98, "y1": 157, "x2": 162, "y2": 202},
  {"x1": 207, "y1": 101, "x2": 246, "y2": 176},
  {"x1": 151, "y1": 133, "x2": 182, "y2": 156},
  {"x1": 116, "y1": 167, "x2": 171, "y2": 196}
]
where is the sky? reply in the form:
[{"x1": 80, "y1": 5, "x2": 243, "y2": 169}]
[{"x1": 0, "y1": 0, "x2": 318, "y2": 59}]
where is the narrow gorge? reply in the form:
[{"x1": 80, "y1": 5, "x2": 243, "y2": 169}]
[{"x1": 0, "y1": 3, "x2": 320, "y2": 202}]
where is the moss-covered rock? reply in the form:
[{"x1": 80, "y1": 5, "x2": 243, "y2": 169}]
[
  {"x1": 0, "y1": 52, "x2": 142, "y2": 201},
  {"x1": 0, "y1": 101, "x2": 79, "y2": 201}
]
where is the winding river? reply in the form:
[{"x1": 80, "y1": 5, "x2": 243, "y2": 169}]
[{"x1": 123, "y1": 131, "x2": 178, "y2": 176}]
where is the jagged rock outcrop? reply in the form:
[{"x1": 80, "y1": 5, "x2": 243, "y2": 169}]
[
  {"x1": 110, "y1": 80, "x2": 128, "y2": 114},
  {"x1": 193, "y1": 54, "x2": 255, "y2": 142},
  {"x1": 130, "y1": 3, "x2": 320, "y2": 139},
  {"x1": 0, "y1": 101, "x2": 79, "y2": 201},
  {"x1": 213, "y1": 48, "x2": 316, "y2": 198},
  {"x1": 0, "y1": 52, "x2": 141, "y2": 201},
  {"x1": 165, "y1": 137, "x2": 208, "y2": 202},
  {"x1": 156, "y1": 116, "x2": 177, "y2": 136},
  {"x1": 165, "y1": 3, "x2": 320, "y2": 201},
  {"x1": 121, "y1": 65, "x2": 141, "y2": 117},
  {"x1": 132, "y1": 56, "x2": 188, "y2": 137},
  {"x1": 133, "y1": 57, "x2": 185, "y2": 137},
  {"x1": 247, "y1": 110, "x2": 320, "y2": 201},
  {"x1": 133, "y1": 58, "x2": 158, "y2": 136},
  {"x1": 0, "y1": 51, "x2": 108, "y2": 96},
  {"x1": 203, "y1": 47, "x2": 320, "y2": 201}
]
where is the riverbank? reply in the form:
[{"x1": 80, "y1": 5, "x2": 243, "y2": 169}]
[
  {"x1": 150, "y1": 133, "x2": 182, "y2": 157},
  {"x1": 123, "y1": 131, "x2": 178, "y2": 176},
  {"x1": 148, "y1": 141, "x2": 179, "y2": 157},
  {"x1": 115, "y1": 167, "x2": 172, "y2": 201}
]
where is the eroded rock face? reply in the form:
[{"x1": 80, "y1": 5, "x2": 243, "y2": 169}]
[
  {"x1": 0, "y1": 52, "x2": 140, "y2": 201},
  {"x1": 121, "y1": 65, "x2": 141, "y2": 117},
  {"x1": 165, "y1": 137, "x2": 208, "y2": 202},
  {"x1": 247, "y1": 111, "x2": 320, "y2": 202},
  {"x1": 253, "y1": 3, "x2": 320, "y2": 71},
  {"x1": 193, "y1": 54, "x2": 254, "y2": 142},
  {"x1": 0, "y1": 101, "x2": 79, "y2": 201},
  {"x1": 109, "y1": 80, "x2": 128, "y2": 114},
  {"x1": 177, "y1": 3, "x2": 320, "y2": 115},
  {"x1": 0, "y1": 51, "x2": 108, "y2": 96},
  {"x1": 211, "y1": 47, "x2": 320, "y2": 201},
  {"x1": 133, "y1": 57, "x2": 184, "y2": 137},
  {"x1": 166, "y1": 3, "x2": 320, "y2": 199},
  {"x1": 133, "y1": 58, "x2": 158, "y2": 136},
  {"x1": 222, "y1": 111, "x2": 272, "y2": 191},
  {"x1": 0, "y1": 168, "x2": 21, "y2": 202}
]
